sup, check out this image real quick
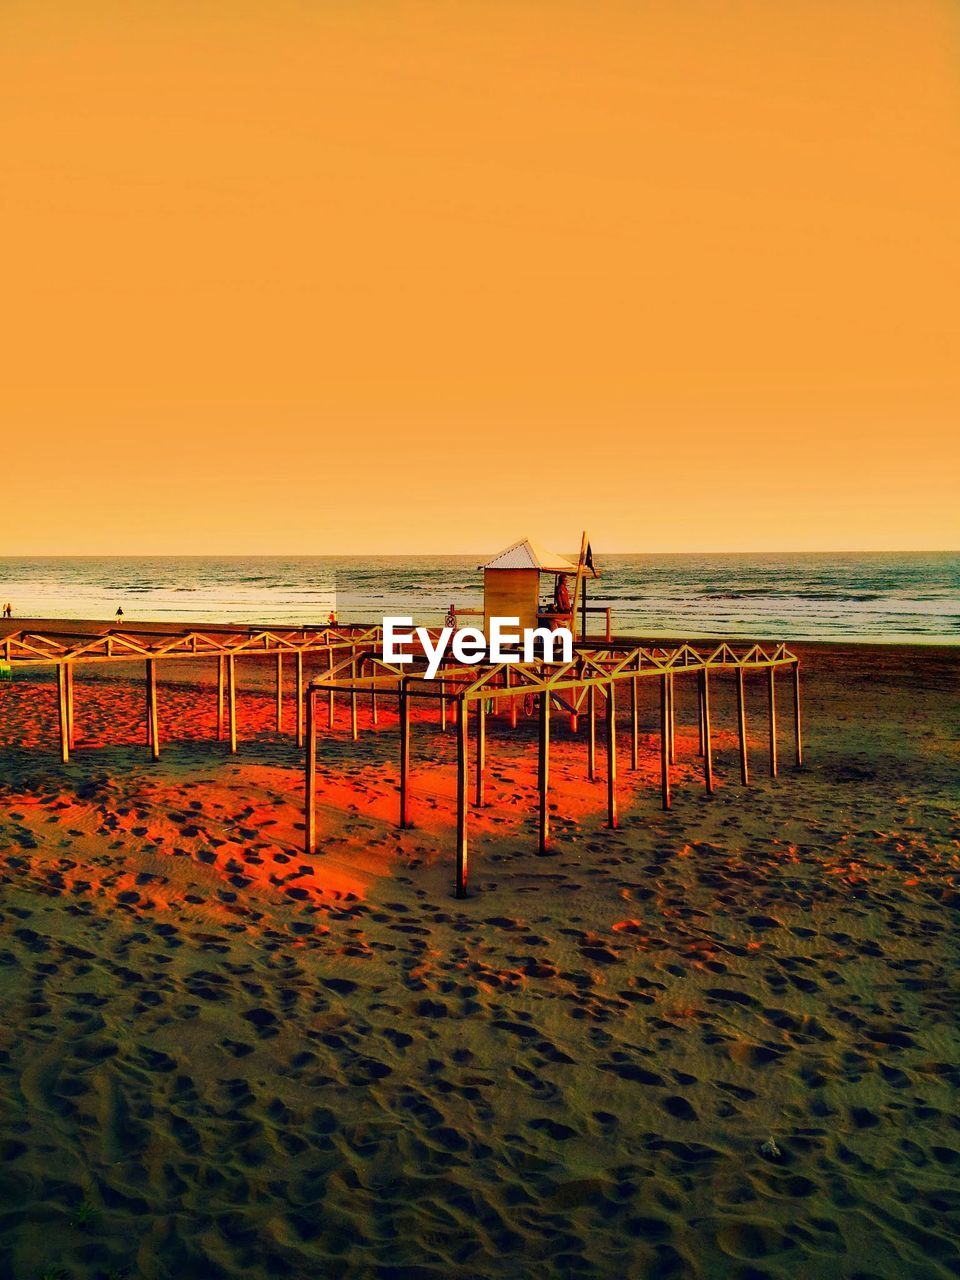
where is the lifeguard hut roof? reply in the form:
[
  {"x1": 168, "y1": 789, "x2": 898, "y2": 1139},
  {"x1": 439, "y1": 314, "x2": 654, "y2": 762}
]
[{"x1": 479, "y1": 538, "x2": 576, "y2": 574}]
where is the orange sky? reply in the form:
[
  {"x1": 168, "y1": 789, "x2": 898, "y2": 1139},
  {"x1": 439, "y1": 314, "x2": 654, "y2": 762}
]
[{"x1": 2, "y1": 0, "x2": 958, "y2": 554}]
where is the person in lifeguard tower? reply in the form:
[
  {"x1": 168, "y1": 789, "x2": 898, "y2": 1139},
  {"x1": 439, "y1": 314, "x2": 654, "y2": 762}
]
[
  {"x1": 445, "y1": 603, "x2": 457, "y2": 631},
  {"x1": 552, "y1": 574, "x2": 571, "y2": 627}
]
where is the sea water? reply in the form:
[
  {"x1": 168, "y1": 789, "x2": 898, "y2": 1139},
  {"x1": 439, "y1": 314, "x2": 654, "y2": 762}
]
[{"x1": 0, "y1": 553, "x2": 957, "y2": 644}]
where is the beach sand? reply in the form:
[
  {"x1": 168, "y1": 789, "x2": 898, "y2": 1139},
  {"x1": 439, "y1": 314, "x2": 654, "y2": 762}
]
[{"x1": 1, "y1": 643, "x2": 958, "y2": 1279}]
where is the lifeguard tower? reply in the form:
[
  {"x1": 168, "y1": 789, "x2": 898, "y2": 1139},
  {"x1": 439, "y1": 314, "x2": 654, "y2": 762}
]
[{"x1": 479, "y1": 532, "x2": 601, "y2": 640}]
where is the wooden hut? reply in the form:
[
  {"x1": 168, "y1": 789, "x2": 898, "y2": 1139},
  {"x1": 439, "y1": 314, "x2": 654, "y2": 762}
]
[{"x1": 480, "y1": 537, "x2": 579, "y2": 637}]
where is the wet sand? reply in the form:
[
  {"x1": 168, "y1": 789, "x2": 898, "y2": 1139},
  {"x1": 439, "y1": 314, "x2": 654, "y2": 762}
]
[{"x1": 1, "y1": 643, "x2": 959, "y2": 1279}]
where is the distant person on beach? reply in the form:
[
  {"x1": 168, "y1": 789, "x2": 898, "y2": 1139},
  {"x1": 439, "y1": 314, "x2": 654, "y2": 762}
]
[
  {"x1": 2, "y1": 603, "x2": 11, "y2": 618},
  {"x1": 328, "y1": 610, "x2": 337, "y2": 627},
  {"x1": 445, "y1": 603, "x2": 457, "y2": 631},
  {"x1": 115, "y1": 607, "x2": 124, "y2": 624}
]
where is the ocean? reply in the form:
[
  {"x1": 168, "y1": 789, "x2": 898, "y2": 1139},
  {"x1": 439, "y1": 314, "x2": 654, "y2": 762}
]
[{"x1": 0, "y1": 553, "x2": 957, "y2": 644}]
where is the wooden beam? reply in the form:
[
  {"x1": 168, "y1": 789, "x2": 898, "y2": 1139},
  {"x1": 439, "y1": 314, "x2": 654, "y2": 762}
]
[
  {"x1": 456, "y1": 698, "x2": 468, "y2": 898},
  {"x1": 538, "y1": 689, "x2": 550, "y2": 853},
  {"x1": 768, "y1": 666, "x2": 778, "y2": 777},
  {"x1": 606, "y1": 679, "x2": 618, "y2": 828},
  {"x1": 792, "y1": 661, "x2": 803, "y2": 767},
  {"x1": 702, "y1": 669, "x2": 714, "y2": 795},
  {"x1": 660, "y1": 673, "x2": 670, "y2": 810},
  {"x1": 147, "y1": 658, "x2": 159, "y2": 761},
  {"x1": 736, "y1": 667, "x2": 749, "y2": 785},
  {"x1": 327, "y1": 646, "x2": 335, "y2": 728},
  {"x1": 227, "y1": 654, "x2": 237, "y2": 754},
  {"x1": 57, "y1": 664, "x2": 70, "y2": 763},
  {"x1": 571, "y1": 528, "x2": 588, "y2": 641},
  {"x1": 295, "y1": 651, "x2": 304, "y2": 748},
  {"x1": 696, "y1": 667, "x2": 705, "y2": 756},
  {"x1": 305, "y1": 691, "x2": 317, "y2": 854},
  {"x1": 668, "y1": 672, "x2": 676, "y2": 765},
  {"x1": 440, "y1": 678, "x2": 447, "y2": 733},
  {"x1": 399, "y1": 680, "x2": 410, "y2": 828},
  {"x1": 475, "y1": 695, "x2": 486, "y2": 807},
  {"x1": 145, "y1": 660, "x2": 153, "y2": 749}
]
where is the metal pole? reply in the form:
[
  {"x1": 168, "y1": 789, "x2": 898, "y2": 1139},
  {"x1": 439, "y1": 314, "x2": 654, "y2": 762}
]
[
  {"x1": 147, "y1": 658, "x2": 159, "y2": 761},
  {"x1": 327, "y1": 646, "x2": 334, "y2": 729},
  {"x1": 350, "y1": 647, "x2": 358, "y2": 742},
  {"x1": 588, "y1": 684, "x2": 596, "y2": 780},
  {"x1": 217, "y1": 656, "x2": 225, "y2": 741},
  {"x1": 456, "y1": 698, "x2": 468, "y2": 898},
  {"x1": 276, "y1": 652, "x2": 283, "y2": 733},
  {"x1": 57, "y1": 664, "x2": 70, "y2": 764},
  {"x1": 668, "y1": 672, "x2": 676, "y2": 765},
  {"x1": 768, "y1": 666, "x2": 778, "y2": 777},
  {"x1": 228, "y1": 655, "x2": 237, "y2": 754},
  {"x1": 538, "y1": 689, "x2": 550, "y2": 853},
  {"x1": 606, "y1": 679, "x2": 618, "y2": 828},
  {"x1": 702, "y1": 669, "x2": 714, "y2": 795},
  {"x1": 399, "y1": 680, "x2": 410, "y2": 828},
  {"x1": 475, "y1": 695, "x2": 486, "y2": 807},
  {"x1": 295, "y1": 651, "x2": 304, "y2": 748},
  {"x1": 630, "y1": 674, "x2": 638, "y2": 770},
  {"x1": 736, "y1": 667, "x2": 749, "y2": 785},
  {"x1": 660, "y1": 673, "x2": 670, "y2": 809},
  {"x1": 66, "y1": 663, "x2": 75, "y2": 750},
  {"x1": 305, "y1": 691, "x2": 317, "y2": 854},
  {"x1": 792, "y1": 661, "x2": 803, "y2": 766}
]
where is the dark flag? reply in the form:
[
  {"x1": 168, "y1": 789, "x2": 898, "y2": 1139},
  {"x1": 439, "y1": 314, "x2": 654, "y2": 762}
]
[{"x1": 584, "y1": 541, "x2": 596, "y2": 574}]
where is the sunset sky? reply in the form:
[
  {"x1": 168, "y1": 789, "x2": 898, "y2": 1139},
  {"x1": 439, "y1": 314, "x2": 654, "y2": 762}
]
[{"x1": 3, "y1": 1, "x2": 958, "y2": 554}]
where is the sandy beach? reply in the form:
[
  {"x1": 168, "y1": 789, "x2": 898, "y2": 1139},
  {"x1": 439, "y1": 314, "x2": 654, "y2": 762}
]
[{"x1": 1, "y1": 641, "x2": 959, "y2": 1279}]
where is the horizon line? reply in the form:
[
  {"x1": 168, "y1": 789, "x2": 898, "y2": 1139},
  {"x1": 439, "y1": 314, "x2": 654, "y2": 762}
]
[{"x1": 1, "y1": 548, "x2": 958, "y2": 559}]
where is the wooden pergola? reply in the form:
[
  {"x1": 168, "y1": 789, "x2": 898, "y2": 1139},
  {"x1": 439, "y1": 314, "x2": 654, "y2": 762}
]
[
  {"x1": 305, "y1": 641, "x2": 802, "y2": 898},
  {"x1": 0, "y1": 621, "x2": 391, "y2": 762}
]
